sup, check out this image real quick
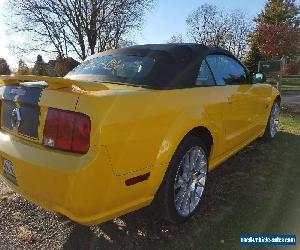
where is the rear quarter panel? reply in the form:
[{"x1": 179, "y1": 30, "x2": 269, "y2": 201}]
[{"x1": 75, "y1": 87, "x2": 227, "y2": 178}]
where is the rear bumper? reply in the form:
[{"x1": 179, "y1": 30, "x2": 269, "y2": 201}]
[
  {"x1": 1, "y1": 175, "x2": 80, "y2": 221},
  {"x1": 1, "y1": 175, "x2": 152, "y2": 225},
  {"x1": 0, "y1": 131, "x2": 153, "y2": 225}
]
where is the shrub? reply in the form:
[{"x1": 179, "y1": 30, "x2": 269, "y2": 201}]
[
  {"x1": 284, "y1": 63, "x2": 300, "y2": 75},
  {"x1": 0, "y1": 58, "x2": 11, "y2": 75}
]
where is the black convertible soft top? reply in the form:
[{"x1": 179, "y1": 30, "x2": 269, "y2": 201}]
[{"x1": 87, "y1": 44, "x2": 235, "y2": 89}]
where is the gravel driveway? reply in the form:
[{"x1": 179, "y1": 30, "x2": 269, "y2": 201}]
[{"x1": 282, "y1": 94, "x2": 300, "y2": 105}]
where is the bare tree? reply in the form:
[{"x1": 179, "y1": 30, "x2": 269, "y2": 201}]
[
  {"x1": 32, "y1": 55, "x2": 48, "y2": 76},
  {"x1": 8, "y1": 0, "x2": 153, "y2": 60},
  {"x1": 17, "y1": 59, "x2": 30, "y2": 75},
  {"x1": 186, "y1": 4, "x2": 253, "y2": 60},
  {"x1": 225, "y1": 11, "x2": 254, "y2": 59},
  {"x1": 167, "y1": 33, "x2": 185, "y2": 43}
]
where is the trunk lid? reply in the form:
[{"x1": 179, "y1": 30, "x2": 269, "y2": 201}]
[
  {"x1": 0, "y1": 75, "x2": 102, "y2": 145},
  {"x1": 1, "y1": 85, "x2": 44, "y2": 140},
  {"x1": 0, "y1": 83, "x2": 80, "y2": 144}
]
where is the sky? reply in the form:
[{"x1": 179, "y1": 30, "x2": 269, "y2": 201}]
[
  {"x1": 0, "y1": 0, "x2": 296, "y2": 68},
  {"x1": 136, "y1": 0, "x2": 268, "y2": 44}
]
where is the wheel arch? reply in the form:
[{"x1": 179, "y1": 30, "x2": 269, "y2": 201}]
[
  {"x1": 149, "y1": 125, "x2": 214, "y2": 216},
  {"x1": 183, "y1": 126, "x2": 214, "y2": 157},
  {"x1": 146, "y1": 122, "x2": 216, "y2": 199}
]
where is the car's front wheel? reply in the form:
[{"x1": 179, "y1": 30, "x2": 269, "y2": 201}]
[
  {"x1": 154, "y1": 136, "x2": 208, "y2": 223},
  {"x1": 263, "y1": 101, "x2": 280, "y2": 140}
]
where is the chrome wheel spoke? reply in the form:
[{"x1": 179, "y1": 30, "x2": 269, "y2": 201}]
[
  {"x1": 178, "y1": 189, "x2": 189, "y2": 215},
  {"x1": 196, "y1": 174, "x2": 206, "y2": 187},
  {"x1": 189, "y1": 150, "x2": 198, "y2": 171},
  {"x1": 184, "y1": 153, "x2": 190, "y2": 169},
  {"x1": 175, "y1": 187, "x2": 187, "y2": 206},
  {"x1": 195, "y1": 186, "x2": 204, "y2": 199},
  {"x1": 199, "y1": 160, "x2": 207, "y2": 173},
  {"x1": 183, "y1": 191, "x2": 191, "y2": 214},
  {"x1": 182, "y1": 155, "x2": 191, "y2": 181},
  {"x1": 189, "y1": 190, "x2": 198, "y2": 212},
  {"x1": 174, "y1": 176, "x2": 186, "y2": 189},
  {"x1": 190, "y1": 190, "x2": 196, "y2": 206}
]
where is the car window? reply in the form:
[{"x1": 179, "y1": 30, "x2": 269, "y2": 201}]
[
  {"x1": 67, "y1": 54, "x2": 156, "y2": 86},
  {"x1": 206, "y1": 55, "x2": 248, "y2": 86},
  {"x1": 195, "y1": 60, "x2": 215, "y2": 86}
]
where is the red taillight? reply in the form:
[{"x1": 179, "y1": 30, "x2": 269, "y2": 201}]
[{"x1": 43, "y1": 109, "x2": 91, "y2": 154}]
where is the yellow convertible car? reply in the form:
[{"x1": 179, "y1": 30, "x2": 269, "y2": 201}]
[{"x1": 0, "y1": 44, "x2": 280, "y2": 225}]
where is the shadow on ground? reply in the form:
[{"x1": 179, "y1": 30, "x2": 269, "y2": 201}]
[{"x1": 62, "y1": 131, "x2": 300, "y2": 250}]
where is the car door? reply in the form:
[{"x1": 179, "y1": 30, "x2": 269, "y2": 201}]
[
  {"x1": 206, "y1": 54, "x2": 258, "y2": 152},
  {"x1": 193, "y1": 58, "x2": 231, "y2": 160},
  {"x1": 248, "y1": 82, "x2": 273, "y2": 131}
]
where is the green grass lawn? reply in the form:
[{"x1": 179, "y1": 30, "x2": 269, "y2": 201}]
[
  {"x1": 281, "y1": 76, "x2": 300, "y2": 93},
  {"x1": 280, "y1": 113, "x2": 300, "y2": 134}
]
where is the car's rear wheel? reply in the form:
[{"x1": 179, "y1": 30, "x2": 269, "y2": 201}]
[
  {"x1": 154, "y1": 136, "x2": 208, "y2": 223},
  {"x1": 263, "y1": 101, "x2": 280, "y2": 140}
]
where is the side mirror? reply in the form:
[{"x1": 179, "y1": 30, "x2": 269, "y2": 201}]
[{"x1": 252, "y1": 72, "x2": 266, "y2": 84}]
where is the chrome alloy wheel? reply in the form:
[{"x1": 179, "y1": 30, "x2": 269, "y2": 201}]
[
  {"x1": 270, "y1": 102, "x2": 280, "y2": 138},
  {"x1": 174, "y1": 146, "x2": 207, "y2": 217}
]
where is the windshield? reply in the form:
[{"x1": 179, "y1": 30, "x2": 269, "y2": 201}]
[{"x1": 67, "y1": 54, "x2": 156, "y2": 86}]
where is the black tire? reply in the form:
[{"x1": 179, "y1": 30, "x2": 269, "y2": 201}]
[
  {"x1": 263, "y1": 101, "x2": 280, "y2": 140},
  {"x1": 153, "y1": 135, "x2": 209, "y2": 223}
]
